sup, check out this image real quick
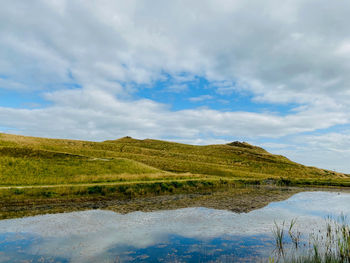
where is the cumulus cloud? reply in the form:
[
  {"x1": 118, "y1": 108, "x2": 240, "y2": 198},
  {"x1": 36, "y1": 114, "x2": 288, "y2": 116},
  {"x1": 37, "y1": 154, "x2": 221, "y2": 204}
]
[
  {"x1": 258, "y1": 132, "x2": 350, "y2": 173},
  {"x1": 0, "y1": 89, "x2": 348, "y2": 142},
  {"x1": 1, "y1": 0, "x2": 350, "y2": 171},
  {"x1": 1, "y1": 0, "x2": 350, "y2": 101}
]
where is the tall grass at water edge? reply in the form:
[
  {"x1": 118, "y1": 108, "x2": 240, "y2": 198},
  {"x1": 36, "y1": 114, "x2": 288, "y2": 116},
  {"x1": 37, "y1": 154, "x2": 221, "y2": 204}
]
[{"x1": 271, "y1": 215, "x2": 350, "y2": 263}]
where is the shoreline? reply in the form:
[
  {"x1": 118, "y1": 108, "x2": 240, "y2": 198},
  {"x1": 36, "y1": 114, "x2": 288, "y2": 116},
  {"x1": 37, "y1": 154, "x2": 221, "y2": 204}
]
[{"x1": 2, "y1": 185, "x2": 349, "y2": 220}]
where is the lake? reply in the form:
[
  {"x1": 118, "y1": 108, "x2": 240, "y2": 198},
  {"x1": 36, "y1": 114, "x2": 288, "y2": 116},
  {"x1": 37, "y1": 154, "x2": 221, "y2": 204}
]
[{"x1": 0, "y1": 191, "x2": 350, "y2": 262}]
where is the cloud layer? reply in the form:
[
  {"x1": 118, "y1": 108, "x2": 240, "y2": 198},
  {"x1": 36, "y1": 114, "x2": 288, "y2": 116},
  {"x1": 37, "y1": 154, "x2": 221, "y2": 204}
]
[{"x1": 1, "y1": 0, "x2": 350, "y2": 171}]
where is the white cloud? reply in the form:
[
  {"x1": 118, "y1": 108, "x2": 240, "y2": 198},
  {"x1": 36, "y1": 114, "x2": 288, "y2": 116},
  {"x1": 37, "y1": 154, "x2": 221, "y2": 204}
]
[
  {"x1": 1, "y1": 0, "x2": 350, "y2": 171},
  {"x1": 188, "y1": 95, "x2": 213, "y2": 102},
  {"x1": 0, "y1": 0, "x2": 349, "y2": 103},
  {"x1": 256, "y1": 132, "x2": 350, "y2": 173},
  {"x1": 336, "y1": 41, "x2": 350, "y2": 55},
  {"x1": 163, "y1": 84, "x2": 188, "y2": 93},
  {"x1": 0, "y1": 89, "x2": 348, "y2": 143}
]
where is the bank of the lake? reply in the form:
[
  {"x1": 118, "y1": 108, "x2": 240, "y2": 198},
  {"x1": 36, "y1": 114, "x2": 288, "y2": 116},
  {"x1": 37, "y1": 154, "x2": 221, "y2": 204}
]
[{"x1": 2, "y1": 182, "x2": 350, "y2": 220}]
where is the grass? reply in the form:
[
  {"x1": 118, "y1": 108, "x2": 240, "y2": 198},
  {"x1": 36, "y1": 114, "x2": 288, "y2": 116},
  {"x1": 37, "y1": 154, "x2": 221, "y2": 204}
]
[
  {"x1": 0, "y1": 182, "x2": 300, "y2": 219},
  {"x1": 271, "y1": 216, "x2": 350, "y2": 263},
  {"x1": 0, "y1": 132, "x2": 349, "y2": 205},
  {"x1": 0, "y1": 133, "x2": 348, "y2": 185},
  {"x1": 0, "y1": 179, "x2": 237, "y2": 219},
  {"x1": 273, "y1": 220, "x2": 286, "y2": 257},
  {"x1": 0, "y1": 179, "x2": 223, "y2": 200},
  {"x1": 0, "y1": 147, "x2": 170, "y2": 185}
]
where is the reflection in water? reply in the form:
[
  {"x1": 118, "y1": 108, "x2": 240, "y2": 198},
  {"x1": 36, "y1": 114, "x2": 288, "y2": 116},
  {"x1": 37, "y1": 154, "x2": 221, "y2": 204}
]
[{"x1": 0, "y1": 191, "x2": 349, "y2": 262}]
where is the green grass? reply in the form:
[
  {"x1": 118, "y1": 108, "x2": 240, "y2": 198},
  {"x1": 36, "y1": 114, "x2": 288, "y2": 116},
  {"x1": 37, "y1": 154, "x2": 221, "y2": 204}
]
[
  {"x1": 0, "y1": 179, "x2": 223, "y2": 200},
  {"x1": 0, "y1": 146, "x2": 170, "y2": 185},
  {"x1": 0, "y1": 133, "x2": 348, "y2": 187},
  {"x1": 271, "y1": 216, "x2": 350, "y2": 263}
]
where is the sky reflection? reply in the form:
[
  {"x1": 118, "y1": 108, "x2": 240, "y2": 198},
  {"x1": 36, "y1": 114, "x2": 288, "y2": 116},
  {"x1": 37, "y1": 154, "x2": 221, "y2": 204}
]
[{"x1": 0, "y1": 191, "x2": 349, "y2": 262}]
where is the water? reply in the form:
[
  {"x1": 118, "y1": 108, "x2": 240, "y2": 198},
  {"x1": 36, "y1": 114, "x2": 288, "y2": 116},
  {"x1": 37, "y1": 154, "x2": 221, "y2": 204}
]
[{"x1": 0, "y1": 191, "x2": 350, "y2": 262}]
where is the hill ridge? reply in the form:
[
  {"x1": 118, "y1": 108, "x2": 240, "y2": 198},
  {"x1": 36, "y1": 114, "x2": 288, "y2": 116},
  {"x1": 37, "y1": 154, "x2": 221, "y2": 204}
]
[{"x1": 0, "y1": 133, "x2": 348, "y2": 187}]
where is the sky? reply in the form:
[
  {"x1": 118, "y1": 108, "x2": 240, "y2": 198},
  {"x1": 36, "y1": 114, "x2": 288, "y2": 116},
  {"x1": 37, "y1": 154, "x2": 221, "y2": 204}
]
[{"x1": 1, "y1": 0, "x2": 350, "y2": 172}]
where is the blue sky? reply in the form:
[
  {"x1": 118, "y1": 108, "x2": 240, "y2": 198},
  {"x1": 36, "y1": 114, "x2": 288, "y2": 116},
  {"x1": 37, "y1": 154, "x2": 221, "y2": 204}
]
[
  {"x1": 135, "y1": 75, "x2": 300, "y2": 114},
  {"x1": 1, "y1": 0, "x2": 350, "y2": 172}
]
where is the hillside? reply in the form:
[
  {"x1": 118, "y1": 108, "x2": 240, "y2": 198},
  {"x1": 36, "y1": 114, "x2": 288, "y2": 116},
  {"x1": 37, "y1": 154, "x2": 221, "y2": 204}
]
[{"x1": 0, "y1": 133, "x2": 347, "y2": 186}]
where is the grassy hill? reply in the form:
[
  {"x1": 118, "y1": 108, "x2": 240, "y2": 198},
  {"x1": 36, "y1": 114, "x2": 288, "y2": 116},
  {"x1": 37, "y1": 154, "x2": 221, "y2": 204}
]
[
  {"x1": 0, "y1": 133, "x2": 348, "y2": 187},
  {"x1": 1, "y1": 133, "x2": 350, "y2": 219}
]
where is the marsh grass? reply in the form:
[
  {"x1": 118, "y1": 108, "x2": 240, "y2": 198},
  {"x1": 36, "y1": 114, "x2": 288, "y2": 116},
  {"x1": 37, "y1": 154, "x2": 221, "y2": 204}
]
[
  {"x1": 273, "y1": 220, "x2": 286, "y2": 258},
  {"x1": 271, "y1": 216, "x2": 350, "y2": 263}
]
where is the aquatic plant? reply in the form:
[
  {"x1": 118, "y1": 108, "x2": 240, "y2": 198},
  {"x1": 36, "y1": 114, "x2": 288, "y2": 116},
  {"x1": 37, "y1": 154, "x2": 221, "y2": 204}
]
[
  {"x1": 271, "y1": 215, "x2": 350, "y2": 263},
  {"x1": 273, "y1": 220, "x2": 286, "y2": 258}
]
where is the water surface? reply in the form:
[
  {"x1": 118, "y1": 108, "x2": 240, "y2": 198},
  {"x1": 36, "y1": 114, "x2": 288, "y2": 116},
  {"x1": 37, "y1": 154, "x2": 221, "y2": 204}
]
[{"x1": 0, "y1": 191, "x2": 349, "y2": 262}]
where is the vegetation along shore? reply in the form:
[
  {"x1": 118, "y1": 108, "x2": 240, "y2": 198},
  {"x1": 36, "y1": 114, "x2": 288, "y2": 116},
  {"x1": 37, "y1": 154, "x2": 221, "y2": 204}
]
[{"x1": 1, "y1": 133, "x2": 349, "y2": 219}]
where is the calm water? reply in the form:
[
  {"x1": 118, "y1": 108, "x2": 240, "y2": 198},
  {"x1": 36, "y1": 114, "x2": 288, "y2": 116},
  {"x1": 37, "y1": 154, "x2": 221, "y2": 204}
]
[{"x1": 0, "y1": 191, "x2": 350, "y2": 263}]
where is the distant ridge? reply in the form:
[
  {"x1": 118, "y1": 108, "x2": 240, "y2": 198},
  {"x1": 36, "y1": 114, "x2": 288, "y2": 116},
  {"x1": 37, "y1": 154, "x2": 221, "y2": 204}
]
[{"x1": 227, "y1": 141, "x2": 267, "y2": 152}]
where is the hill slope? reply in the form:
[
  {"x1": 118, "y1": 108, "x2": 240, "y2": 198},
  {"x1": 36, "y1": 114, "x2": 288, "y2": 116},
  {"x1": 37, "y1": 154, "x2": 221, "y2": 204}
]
[{"x1": 0, "y1": 133, "x2": 347, "y2": 186}]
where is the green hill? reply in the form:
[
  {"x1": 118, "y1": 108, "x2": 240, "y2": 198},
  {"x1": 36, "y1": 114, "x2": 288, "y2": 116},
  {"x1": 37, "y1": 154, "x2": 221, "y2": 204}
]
[{"x1": 0, "y1": 133, "x2": 347, "y2": 186}]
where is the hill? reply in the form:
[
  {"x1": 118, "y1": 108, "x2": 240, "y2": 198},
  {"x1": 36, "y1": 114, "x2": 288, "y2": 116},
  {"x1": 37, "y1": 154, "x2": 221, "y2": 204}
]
[{"x1": 0, "y1": 133, "x2": 347, "y2": 186}]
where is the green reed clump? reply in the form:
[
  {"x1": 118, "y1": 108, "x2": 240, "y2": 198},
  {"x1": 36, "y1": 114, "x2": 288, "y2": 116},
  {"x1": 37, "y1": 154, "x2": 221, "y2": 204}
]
[
  {"x1": 273, "y1": 220, "x2": 286, "y2": 258},
  {"x1": 271, "y1": 215, "x2": 350, "y2": 263}
]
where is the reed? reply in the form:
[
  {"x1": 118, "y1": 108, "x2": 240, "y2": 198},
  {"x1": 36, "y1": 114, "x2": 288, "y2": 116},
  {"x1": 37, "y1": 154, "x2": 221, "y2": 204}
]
[{"x1": 271, "y1": 216, "x2": 350, "y2": 263}]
